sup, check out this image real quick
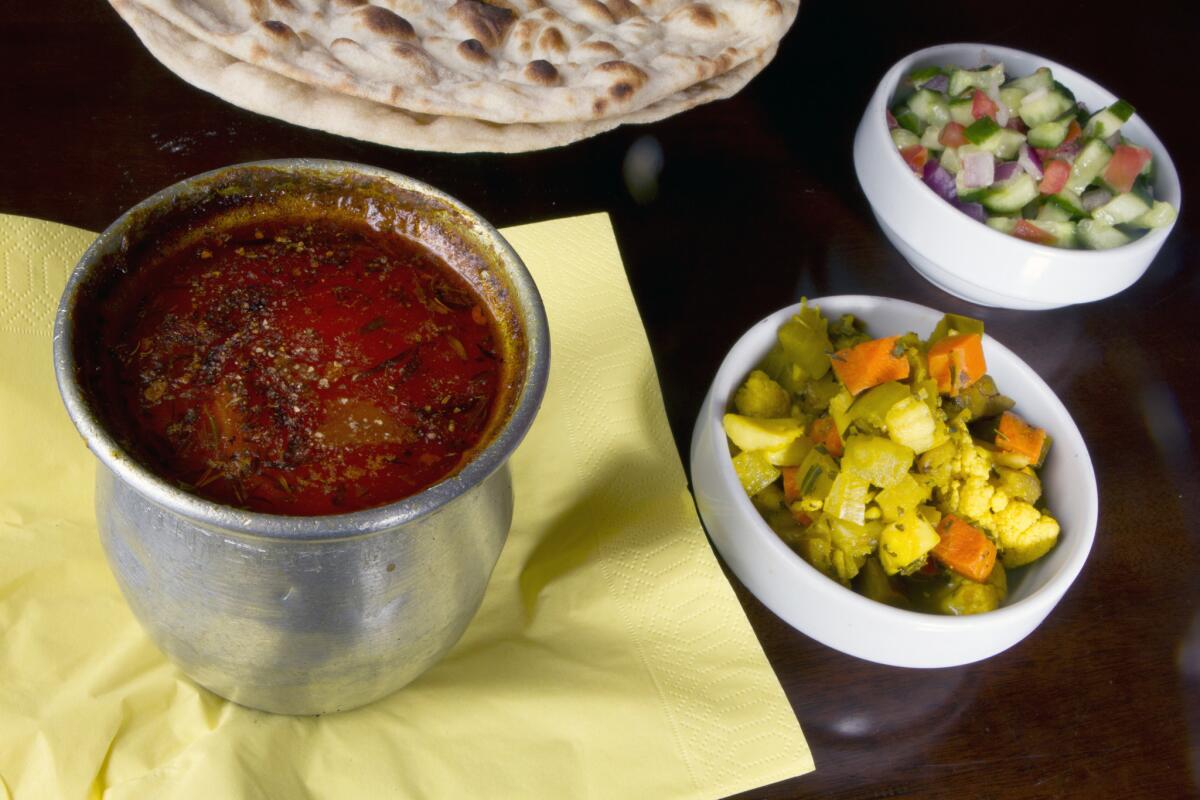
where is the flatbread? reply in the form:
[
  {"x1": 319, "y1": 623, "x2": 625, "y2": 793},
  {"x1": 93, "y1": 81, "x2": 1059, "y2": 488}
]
[
  {"x1": 126, "y1": 0, "x2": 797, "y2": 124},
  {"x1": 111, "y1": 0, "x2": 777, "y2": 153}
]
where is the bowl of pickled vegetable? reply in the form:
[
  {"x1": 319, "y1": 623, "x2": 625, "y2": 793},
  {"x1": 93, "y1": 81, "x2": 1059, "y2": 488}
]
[
  {"x1": 854, "y1": 43, "x2": 1181, "y2": 310},
  {"x1": 690, "y1": 296, "x2": 1097, "y2": 667}
]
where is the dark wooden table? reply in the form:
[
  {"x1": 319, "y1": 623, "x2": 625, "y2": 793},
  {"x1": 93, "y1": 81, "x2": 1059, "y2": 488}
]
[{"x1": 4, "y1": 2, "x2": 1198, "y2": 798}]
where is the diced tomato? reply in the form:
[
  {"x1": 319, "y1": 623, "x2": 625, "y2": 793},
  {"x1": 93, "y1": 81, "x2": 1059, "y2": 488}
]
[
  {"x1": 1038, "y1": 159, "x2": 1071, "y2": 194},
  {"x1": 900, "y1": 144, "x2": 929, "y2": 173},
  {"x1": 972, "y1": 89, "x2": 999, "y2": 120},
  {"x1": 939, "y1": 121, "x2": 967, "y2": 148},
  {"x1": 1013, "y1": 219, "x2": 1056, "y2": 245},
  {"x1": 1064, "y1": 119, "x2": 1082, "y2": 145},
  {"x1": 1102, "y1": 145, "x2": 1152, "y2": 193}
]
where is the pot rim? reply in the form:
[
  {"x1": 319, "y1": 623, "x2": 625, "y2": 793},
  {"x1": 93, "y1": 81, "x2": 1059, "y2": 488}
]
[{"x1": 53, "y1": 158, "x2": 550, "y2": 541}]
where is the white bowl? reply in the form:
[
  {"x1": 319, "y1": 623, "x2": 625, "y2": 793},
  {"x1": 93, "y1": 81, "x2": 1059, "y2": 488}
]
[
  {"x1": 690, "y1": 296, "x2": 1098, "y2": 667},
  {"x1": 853, "y1": 43, "x2": 1182, "y2": 310}
]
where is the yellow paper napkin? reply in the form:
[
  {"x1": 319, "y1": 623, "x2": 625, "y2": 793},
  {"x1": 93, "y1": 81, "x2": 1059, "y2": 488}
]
[{"x1": 0, "y1": 212, "x2": 813, "y2": 799}]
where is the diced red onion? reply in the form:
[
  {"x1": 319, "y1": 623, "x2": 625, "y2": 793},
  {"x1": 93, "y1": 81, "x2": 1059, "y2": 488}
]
[
  {"x1": 1006, "y1": 117, "x2": 1028, "y2": 133},
  {"x1": 923, "y1": 160, "x2": 957, "y2": 202},
  {"x1": 994, "y1": 162, "x2": 1021, "y2": 183},
  {"x1": 887, "y1": 109, "x2": 898, "y2": 129},
  {"x1": 921, "y1": 74, "x2": 949, "y2": 93},
  {"x1": 961, "y1": 150, "x2": 994, "y2": 188},
  {"x1": 1018, "y1": 143, "x2": 1044, "y2": 179},
  {"x1": 1054, "y1": 139, "x2": 1082, "y2": 163},
  {"x1": 954, "y1": 201, "x2": 987, "y2": 223},
  {"x1": 1082, "y1": 188, "x2": 1112, "y2": 212},
  {"x1": 1105, "y1": 132, "x2": 1121, "y2": 149}
]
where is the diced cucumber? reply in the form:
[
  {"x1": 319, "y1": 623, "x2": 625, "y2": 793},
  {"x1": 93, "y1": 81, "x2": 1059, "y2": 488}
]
[
  {"x1": 939, "y1": 146, "x2": 961, "y2": 175},
  {"x1": 891, "y1": 128, "x2": 920, "y2": 150},
  {"x1": 981, "y1": 173, "x2": 1039, "y2": 213},
  {"x1": 949, "y1": 98, "x2": 975, "y2": 127},
  {"x1": 1091, "y1": 192, "x2": 1151, "y2": 226},
  {"x1": 1027, "y1": 116, "x2": 1072, "y2": 148},
  {"x1": 1046, "y1": 189, "x2": 1088, "y2": 219},
  {"x1": 1019, "y1": 86, "x2": 1075, "y2": 127},
  {"x1": 965, "y1": 117, "x2": 1025, "y2": 158},
  {"x1": 1077, "y1": 220, "x2": 1132, "y2": 249},
  {"x1": 1066, "y1": 139, "x2": 1113, "y2": 193},
  {"x1": 1003, "y1": 67, "x2": 1053, "y2": 94},
  {"x1": 998, "y1": 87, "x2": 1026, "y2": 117},
  {"x1": 920, "y1": 125, "x2": 944, "y2": 151},
  {"x1": 1129, "y1": 200, "x2": 1178, "y2": 229},
  {"x1": 964, "y1": 116, "x2": 1001, "y2": 145},
  {"x1": 1030, "y1": 220, "x2": 1077, "y2": 248},
  {"x1": 1085, "y1": 99, "x2": 1135, "y2": 139},
  {"x1": 985, "y1": 129, "x2": 1026, "y2": 160},
  {"x1": 892, "y1": 103, "x2": 922, "y2": 135},
  {"x1": 1036, "y1": 201, "x2": 1072, "y2": 223},
  {"x1": 1130, "y1": 175, "x2": 1155, "y2": 206},
  {"x1": 949, "y1": 63, "x2": 1006, "y2": 97},
  {"x1": 909, "y1": 89, "x2": 951, "y2": 127},
  {"x1": 986, "y1": 217, "x2": 1017, "y2": 234}
]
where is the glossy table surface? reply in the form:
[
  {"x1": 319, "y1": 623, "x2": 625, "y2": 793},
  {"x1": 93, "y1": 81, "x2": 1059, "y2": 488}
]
[{"x1": 3, "y1": 2, "x2": 1198, "y2": 798}]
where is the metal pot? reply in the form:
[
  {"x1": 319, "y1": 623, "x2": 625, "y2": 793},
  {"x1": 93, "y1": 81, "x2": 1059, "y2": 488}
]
[{"x1": 52, "y1": 160, "x2": 549, "y2": 715}]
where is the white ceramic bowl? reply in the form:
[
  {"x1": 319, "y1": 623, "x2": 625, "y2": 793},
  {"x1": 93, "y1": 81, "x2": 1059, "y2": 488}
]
[
  {"x1": 854, "y1": 43, "x2": 1181, "y2": 310},
  {"x1": 690, "y1": 296, "x2": 1098, "y2": 667}
]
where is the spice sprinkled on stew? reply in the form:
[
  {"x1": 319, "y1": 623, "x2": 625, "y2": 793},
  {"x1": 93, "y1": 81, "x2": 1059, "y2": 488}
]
[{"x1": 96, "y1": 217, "x2": 503, "y2": 515}]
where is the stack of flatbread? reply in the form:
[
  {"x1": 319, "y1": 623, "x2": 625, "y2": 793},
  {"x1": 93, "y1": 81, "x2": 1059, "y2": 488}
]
[{"x1": 109, "y1": 0, "x2": 797, "y2": 152}]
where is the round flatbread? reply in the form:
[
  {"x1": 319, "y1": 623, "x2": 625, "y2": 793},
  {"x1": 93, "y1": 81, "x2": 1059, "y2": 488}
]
[
  {"x1": 111, "y1": 0, "x2": 778, "y2": 153},
  {"x1": 124, "y1": 0, "x2": 797, "y2": 124}
]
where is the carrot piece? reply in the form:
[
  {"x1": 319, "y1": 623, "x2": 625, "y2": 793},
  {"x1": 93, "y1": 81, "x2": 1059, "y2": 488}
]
[
  {"x1": 933, "y1": 514, "x2": 997, "y2": 582},
  {"x1": 781, "y1": 466, "x2": 801, "y2": 503},
  {"x1": 808, "y1": 416, "x2": 843, "y2": 458},
  {"x1": 830, "y1": 336, "x2": 911, "y2": 396},
  {"x1": 995, "y1": 411, "x2": 1047, "y2": 465},
  {"x1": 927, "y1": 333, "x2": 986, "y2": 396},
  {"x1": 789, "y1": 506, "x2": 813, "y2": 527}
]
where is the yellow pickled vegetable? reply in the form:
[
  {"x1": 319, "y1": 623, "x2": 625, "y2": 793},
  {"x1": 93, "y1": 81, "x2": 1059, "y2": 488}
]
[
  {"x1": 723, "y1": 414, "x2": 805, "y2": 453},
  {"x1": 879, "y1": 511, "x2": 941, "y2": 575},
  {"x1": 734, "y1": 370, "x2": 791, "y2": 418},
  {"x1": 732, "y1": 450, "x2": 779, "y2": 496},
  {"x1": 841, "y1": 435, "x2": 915, "y2": 488}
]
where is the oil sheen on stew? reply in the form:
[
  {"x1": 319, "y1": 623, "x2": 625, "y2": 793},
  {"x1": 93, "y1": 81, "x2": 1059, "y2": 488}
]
[{"x1": 102, "y1": 217, "x2": 503, "y2": 515}]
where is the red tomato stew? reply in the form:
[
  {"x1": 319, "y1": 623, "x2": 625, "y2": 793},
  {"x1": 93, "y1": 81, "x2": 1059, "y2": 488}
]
[{"x1": 76, "y1": 208, "x2": 515, "y2": 516}]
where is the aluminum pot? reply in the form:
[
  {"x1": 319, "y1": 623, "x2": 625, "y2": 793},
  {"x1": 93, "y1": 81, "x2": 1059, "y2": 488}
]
[{"x1": 52, "y1": 160, "x2": 550, "y2": 715}]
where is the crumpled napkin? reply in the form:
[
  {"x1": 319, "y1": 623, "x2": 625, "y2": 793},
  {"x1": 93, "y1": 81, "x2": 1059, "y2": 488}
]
[{"x1": 0, "y1": 211, "x2": 812, "y2": 799}]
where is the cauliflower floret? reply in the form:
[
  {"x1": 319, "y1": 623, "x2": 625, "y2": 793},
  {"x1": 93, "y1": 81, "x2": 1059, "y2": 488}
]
[
  {"x1": 956, "y1": 476, "x2": 995, "y2": 521},
  {"x1": 936, "y1": 421, "x2": 994, "y2": 515},
  {"x1": 1000, "y1": 512, "x2": 1061, "y2": 568},
  {"x1": 991, "y1": 500, "x2": 1060, "y2": 567},
  {"x1": 734, "y1": 370, "x2": 791, "y2": 418}
]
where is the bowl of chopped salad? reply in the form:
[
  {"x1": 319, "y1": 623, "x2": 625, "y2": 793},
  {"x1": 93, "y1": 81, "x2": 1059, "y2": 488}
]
[
  {"x1": 854, "y1": 43, "x2": 1181, "y2": 310},
  {"x1": 690, "y1": 296, "x2": 1098, "y2": 667}
]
